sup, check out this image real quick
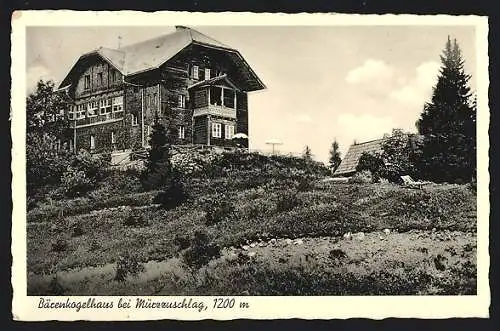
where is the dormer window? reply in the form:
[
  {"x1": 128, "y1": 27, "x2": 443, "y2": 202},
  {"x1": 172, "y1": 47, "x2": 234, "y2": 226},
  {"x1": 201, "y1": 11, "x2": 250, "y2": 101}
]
[
  {"x1": 111, "y1": 69, "x2": 118, "y2": 83},
  {"x1": 84, "y1": 75, "x2": 91, "y2": 90},
  {"x1": 204, "y1": 68, "x2": 211, "y2": 81},
  {"x1": 192, "y1": 65, "x2": 199, "y2": 79}
]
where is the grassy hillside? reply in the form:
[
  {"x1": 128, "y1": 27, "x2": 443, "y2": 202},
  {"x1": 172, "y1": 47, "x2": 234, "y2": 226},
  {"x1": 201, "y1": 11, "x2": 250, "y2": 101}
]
[{"x1": 27, "y1": 153, "x2": 477, "y2": 295}]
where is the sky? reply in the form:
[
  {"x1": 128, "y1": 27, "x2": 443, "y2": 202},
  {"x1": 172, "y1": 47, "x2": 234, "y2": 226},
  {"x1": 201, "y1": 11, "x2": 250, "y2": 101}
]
[{"x1": 26, "y1": 25, "x2": 477, "y2": 163}]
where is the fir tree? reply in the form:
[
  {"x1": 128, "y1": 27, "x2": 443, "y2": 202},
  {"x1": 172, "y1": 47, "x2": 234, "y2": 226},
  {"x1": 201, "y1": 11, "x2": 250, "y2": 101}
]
[
  {"x1": 328, "y1": 139, "x2": 342, "y2": 172},
  {"x1": 416, "y1": 36, "x2": 476, "y2": 183},
  {"x1": 302, "y1": 145, "x2": 313, "y2": 161},
  {"x1": 141, "y1": 113, "x2": 171, "y2": 190}
]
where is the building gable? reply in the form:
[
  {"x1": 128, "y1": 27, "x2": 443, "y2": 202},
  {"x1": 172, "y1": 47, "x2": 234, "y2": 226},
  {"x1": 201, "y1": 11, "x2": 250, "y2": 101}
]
[
  {"x1": 58, "y1": 49, "x2": 125, "y2": 92},
  {"x1": 59, "y1": 26, "x2": 265, "y2": 92}
]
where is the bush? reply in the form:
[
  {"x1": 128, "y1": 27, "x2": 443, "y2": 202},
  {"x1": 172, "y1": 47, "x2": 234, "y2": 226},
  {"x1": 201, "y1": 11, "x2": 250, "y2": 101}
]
[
  {"x1": 173, "y1": 234, "x2": 191, "y2": 251},
  {"x1": 61, "y1": 167, "x2": 96, "y2": 198},
  {"x1": 51, "y1": 238, "x2": 68, "y2": 252},
  {"x1": 276, "y1": 192, "x2": 300, "y2": 212},
  {"x1": 348, "y1": 170, "x2": 373, "y2": 184},
  {"x1": 297, "y1": 177, "x2": 314, "y2": 192},
  {"x1": 72, "y1": 150, "x2": 110, "y2": 182},
  {"x1": 123, "y1": 212, "x2": 148, "y2": 227},
  {"x1": 153, "y1": 173, "x2": 189, "y2": 210},
  {"x1": 26, "y1": 133, "x2": 73, "y2": 197},
  {"x1": 200, "y1": 193, "x2": 236, "y2": 226},
  {"x1": 114, "y1": 253, "x2": 145, "y2": 282},
  {"x1": 377, "y1": 164, "x2": 403, "y2": 184},
  {"x1": 71, "y1": 223, "x2": 84, "y2": 237},
  {"x1": 183, "y1": 230, "x2": 221, "y2": 269}
]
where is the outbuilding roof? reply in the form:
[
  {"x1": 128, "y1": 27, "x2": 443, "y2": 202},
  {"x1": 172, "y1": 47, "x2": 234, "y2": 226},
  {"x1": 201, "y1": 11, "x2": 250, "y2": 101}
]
[{"x1": 333, "y1": 138, "x2": 386, "y2": 176}]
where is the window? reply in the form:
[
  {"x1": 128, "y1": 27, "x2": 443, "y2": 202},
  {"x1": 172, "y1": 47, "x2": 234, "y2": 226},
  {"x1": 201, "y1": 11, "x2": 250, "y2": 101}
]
[
  {"x1": 97, "y1": 72, "x2": 103, "y2": 86},
  {"x1": 212, "y1": 122, "x2": 222, "y2": 138},
  {"x1": 90, "y1": 135, "x2": 95, "y2": 150},
  {"x1": 100, "y1": 99, "x2": 112, "y2": 114},
  {"x1": 192, "y1": 65, "x2": 199, "y2": 79},
  {"x1": 178, "y1": 94, "x2": 185, "y2": 108},
  {"x1": 131, "y1": 114, "x2": 139, "y2": 126},
  {"x1": 68, "y1": 107, "x2": 75, "y2": 120},
  {"x1": 112, "y1": 96, "x2": 123, "y2": 113},
  {"x1": 147, "y1": 93, "x2": 157, "y2": 109},
  {"x1": 225, "y1": 124, "x2": 235, "y2": 139},
  {"x1": 111, "y1": 131, "x2": 116, "y2": 144},
  {"x1": 111, "y1": 69, "x2": 118, "y2": 83},
  {"x1": 145, "y1": 125, "x2": 152, "y2": 145},
  {"x1": 75, "y1": 104, "x2": 86, "y2": 119},
  {"x1": 178, "y1": 126, "x2": 185, "y2": 139},
  {"x1": 210, "y1": 86, "x2": 222, "y2": 106},
  {"x1": 223, "y1": 89, "x2": 235, "y2": 108},
  {"x1": 84, "y1": 75, "x2": 91, "y2": 90},
  {"x1": 204, "y1": 68, "x2": 211, "y2": 80},
  {"x1": 87, "y1": 101, "x2": 98, "y2": 117}
]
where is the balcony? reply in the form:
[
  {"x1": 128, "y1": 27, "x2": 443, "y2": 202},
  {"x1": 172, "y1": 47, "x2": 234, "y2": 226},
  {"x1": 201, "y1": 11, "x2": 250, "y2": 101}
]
[
  {"x1": 69, "y1": 111, "x2": 124, "y2": 128},
  {"x1": 193, "y1": 105, "x2": 236, "y2": 119}
]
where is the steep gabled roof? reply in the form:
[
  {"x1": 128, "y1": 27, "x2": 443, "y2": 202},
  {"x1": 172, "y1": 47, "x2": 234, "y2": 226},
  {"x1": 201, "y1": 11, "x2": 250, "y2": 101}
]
[
  {"x1": 59, "y1": 26, "x2": 266, "y2": 91},
  {"x1": 334, "y1": 138, "x2": 386, "y2": 176}
]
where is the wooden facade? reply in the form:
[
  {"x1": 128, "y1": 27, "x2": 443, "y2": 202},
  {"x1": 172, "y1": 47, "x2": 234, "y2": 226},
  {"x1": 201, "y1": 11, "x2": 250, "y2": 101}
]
[{"x1": 58, "y1": 26, "x2": 265, "y2": 154}]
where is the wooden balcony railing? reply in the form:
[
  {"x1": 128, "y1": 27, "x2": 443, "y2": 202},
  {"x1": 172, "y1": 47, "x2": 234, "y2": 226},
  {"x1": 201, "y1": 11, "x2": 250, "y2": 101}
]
[{"x1": 192, "y1": 104, "x2": 236, "y2": 119}]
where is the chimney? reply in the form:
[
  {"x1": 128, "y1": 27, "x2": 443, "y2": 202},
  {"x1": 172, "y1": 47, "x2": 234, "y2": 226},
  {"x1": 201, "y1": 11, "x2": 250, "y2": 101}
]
[{"x1": 117, "y1": 35, "x2": 122, "y2": 49}]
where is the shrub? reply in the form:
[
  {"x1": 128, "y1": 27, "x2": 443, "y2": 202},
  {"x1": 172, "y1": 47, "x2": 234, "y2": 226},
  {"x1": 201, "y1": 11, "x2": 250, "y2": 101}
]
[
  {"x1": 173, "y1": 234, "x2": 191, "y2": 251},
  {"x1": 153, "y1": 173, "x2": 189, "y2": 210},
  {"x1": 276, "y1": 192, "x2": 300, "y2": 212},
  {"x1": 26, "y1": 133, "x2": 73, "y2": 197},
  {"x1": 114, "y1": 253, "x2": 145, "y2": 282},
  {"x1": 51, "y1": 238, "x2": 68, "y2": 252},
  {"x1": 71, "y1": 223, "x2": 84, "y2": 237},
  {"x1": 60, "y1": 167, "x2": 96, "y2": 197},
  {"x1": 297, "y1": 177, "x2": 314, "y2": 192},
  {"x1": 201, "y1": 193, "x2": 236, "y2": 226},
  {"x1": 348, "y1": 170, "x2": 373, "y2": 184},
  {"x1": 99, "y1": 169, "x2": 142, "y2": 194},
  {"x1": 123, "y1": 212, "x2": 148, "y2": 227},
  {"x1": 183, "y1": 230, "x2": 221, "y2": 269},
  {"x1": 47, "y1": 275, "x2": 65, "y2": 295},
  {"x1": 72, "y1": 150, "x2": 110, "y2": 182},
  {"x1": 356, "y1": 153, "x2": 384, "y2": 181},
  {"x1": 378, "y1": 164, "x2": 404, "y2": 184}
]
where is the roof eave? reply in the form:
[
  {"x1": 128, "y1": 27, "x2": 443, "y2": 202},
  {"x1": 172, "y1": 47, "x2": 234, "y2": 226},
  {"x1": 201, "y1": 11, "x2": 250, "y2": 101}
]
[{"x1": 191, "y1": 41, "x2": 266, "y2": 91}]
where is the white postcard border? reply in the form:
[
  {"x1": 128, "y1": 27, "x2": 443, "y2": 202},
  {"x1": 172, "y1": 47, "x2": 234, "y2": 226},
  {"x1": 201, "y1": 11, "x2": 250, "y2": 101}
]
[{"x1": 11, "y1": 11, "x2": 490, "y2": 320}]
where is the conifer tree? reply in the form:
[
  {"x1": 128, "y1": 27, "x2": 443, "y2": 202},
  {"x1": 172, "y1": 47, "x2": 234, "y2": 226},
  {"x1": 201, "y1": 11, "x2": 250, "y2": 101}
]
[
  {"x1": 328, "y1": 139, "x2": 342, "y2": 172},
  {"x1": 416, "y1": 36, "x2": 476, "y2": 183},
  {"x1": 141, "y1": 113, "x2": 171, "y2": 189},
  {"x1": 302, "y1": 145, "x2": 313, "y2": 161}
]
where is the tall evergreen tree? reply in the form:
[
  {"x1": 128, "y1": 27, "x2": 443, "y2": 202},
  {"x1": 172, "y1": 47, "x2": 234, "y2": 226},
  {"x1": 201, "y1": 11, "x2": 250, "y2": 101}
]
[
  {"x1": 302, "y1": 145, "x2": 313, "y2": 161},
  {"x1": 141, "y1": 113, "x2": 171, "y2": 190},
  {"x1": 416, "y1": 36, "x2": 476, "y2": 183},
  {"x1": 328, "y1": 139, "x2": 342, "y2": 172}
]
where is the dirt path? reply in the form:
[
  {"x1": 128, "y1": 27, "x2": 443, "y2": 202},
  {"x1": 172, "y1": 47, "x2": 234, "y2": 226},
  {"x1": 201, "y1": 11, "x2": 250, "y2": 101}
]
[
  {"x1": 28, "y1": 229, "x2": 477, "y2": 295},
  {"x1": 220, "y1": 230, "x2": 476, "y2": 275}
]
